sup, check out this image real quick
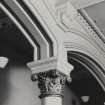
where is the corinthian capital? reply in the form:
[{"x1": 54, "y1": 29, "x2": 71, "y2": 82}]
[{"x1": 31, "y1": 70, "x2": 67, "y2": 98}]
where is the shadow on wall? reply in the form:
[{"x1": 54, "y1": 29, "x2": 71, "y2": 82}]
[
  {"x1": 63, "y1": 85, "x2": 81, "y2": 105},
  {"x1": 0, "y1": 61, "x2": 41, "y2": 105},
  {"x1": 0, "y1": 67, "x2": 10, "y2": 105}
]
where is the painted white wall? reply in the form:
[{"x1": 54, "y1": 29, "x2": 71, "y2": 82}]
[{"x1": 0, "y1": 63, "x2": 40, "y2": 105}]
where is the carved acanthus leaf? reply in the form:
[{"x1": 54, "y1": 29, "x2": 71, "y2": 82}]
[{"x1": 31, "y1": 70, "x2": 67, "y2": 98}]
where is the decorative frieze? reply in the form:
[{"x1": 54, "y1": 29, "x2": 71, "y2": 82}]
[{"x1": 31, "y1": 70, "x2": 68, "y2": 98}]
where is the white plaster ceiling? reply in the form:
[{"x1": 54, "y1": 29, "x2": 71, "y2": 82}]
[
  {"x1": 84, "y1": 1, "x2": 105, "y2": 35},
  {"x1": 69, "y1": 0, "x2": 104, "y2": 9}
]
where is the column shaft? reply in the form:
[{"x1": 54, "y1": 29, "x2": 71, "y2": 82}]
[{"x1": 42, "y1": 97, "x2": 62, "y2": 105}]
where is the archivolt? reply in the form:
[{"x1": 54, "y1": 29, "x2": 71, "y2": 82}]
[
  {"x1": 0, "y1": 0, "x2": 54, "y2": 60},
  {"x1": 68, "y1": 51, "x2": 105, "y2": 92}
]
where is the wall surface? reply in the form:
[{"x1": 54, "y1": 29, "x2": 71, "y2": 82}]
[
  {"x1": 0, "y1": 62, "x2": 80, "y2": 105},
  {"x1": 63, "y1": 85, "x2": 80, "y2": 105}
]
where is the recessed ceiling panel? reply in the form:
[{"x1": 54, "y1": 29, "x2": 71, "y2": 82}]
[
  {"x1": 84, "y1": 1, "x2": 105, "y2": 35},
  {"x1": 70, "y1": 0, "x2": 104, "y2": 9}
]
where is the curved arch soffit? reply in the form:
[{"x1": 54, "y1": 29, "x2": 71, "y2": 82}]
[{"x1": 68, "y1": 51, "x2": 105, "y2": 92}]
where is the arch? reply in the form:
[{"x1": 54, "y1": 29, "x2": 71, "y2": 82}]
[
  {"x1": 67, "y1": 51, "x2": 105, "y2": 92},
  {"x1": 0, "y1": 1, "x2": 39, "y2": 60},
  {"x1": 0, "y1": 0, "x2": 57, "y2": 60}
]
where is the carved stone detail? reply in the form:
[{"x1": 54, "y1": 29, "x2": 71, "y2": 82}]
[
  {"x1": 54, "y1": 1, "x2": 105, "y2": 50},
  {"x1": 55, "y1": 1, "x2": 77, "y2": 32},
  {"x1": 31, "y1": 70, "x2": 67, "y2": 98}
]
